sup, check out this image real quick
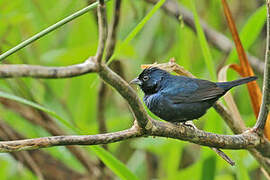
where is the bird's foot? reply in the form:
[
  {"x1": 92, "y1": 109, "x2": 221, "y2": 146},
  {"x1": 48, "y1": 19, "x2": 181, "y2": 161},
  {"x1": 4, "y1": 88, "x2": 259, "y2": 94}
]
[
  {"x1": 171, "y1": 121, "x2": 195, "y2": 129},
  {"x1": 243, "y1": 127, "x2": 258, "y2": 134},
  {"x1": 182, "y1": 121, "x2": 196, "y2": 129}
]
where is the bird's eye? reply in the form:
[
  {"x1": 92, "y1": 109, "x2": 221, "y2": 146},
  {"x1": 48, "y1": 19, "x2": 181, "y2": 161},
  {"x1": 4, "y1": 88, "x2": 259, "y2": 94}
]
[{"x1": 142, "y1": 76, "x2": 149, "y2": 81}]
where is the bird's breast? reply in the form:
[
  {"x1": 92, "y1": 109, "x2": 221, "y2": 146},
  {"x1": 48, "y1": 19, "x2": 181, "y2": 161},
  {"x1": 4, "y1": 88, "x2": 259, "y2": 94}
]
[{"x1": 143, "y1": 93, "x2": 171, "y2": 118}]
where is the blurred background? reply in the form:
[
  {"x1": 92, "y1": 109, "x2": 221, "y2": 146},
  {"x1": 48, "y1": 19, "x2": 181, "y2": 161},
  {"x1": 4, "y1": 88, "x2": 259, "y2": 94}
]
[{"x1": 0, "y1": 0, "x2": 267, "y2": 179}]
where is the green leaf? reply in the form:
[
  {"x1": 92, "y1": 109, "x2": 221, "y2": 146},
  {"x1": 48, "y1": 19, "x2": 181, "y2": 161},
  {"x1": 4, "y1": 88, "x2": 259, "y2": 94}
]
[
  {"x1": 91, "y1": 146, "x2": 139, "y2": 180},
  {"x1": 190, "y1": 0, "x2": 217, "y2": 80},
  {"x1": 0, "y1": 91, "x2": 77, "y2": 132},
  {"x1": 227, "y1": 5, "x2": 266, "y2": 63},
  {"x1": 201, "y1": 155, "x2": 216, "y2": 180}
]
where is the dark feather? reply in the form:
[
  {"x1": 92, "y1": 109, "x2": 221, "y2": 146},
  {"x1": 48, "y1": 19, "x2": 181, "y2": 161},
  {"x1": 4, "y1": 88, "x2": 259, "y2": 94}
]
[{"x1": 167, "y1": 79, "x2": 225, "y2": 103}]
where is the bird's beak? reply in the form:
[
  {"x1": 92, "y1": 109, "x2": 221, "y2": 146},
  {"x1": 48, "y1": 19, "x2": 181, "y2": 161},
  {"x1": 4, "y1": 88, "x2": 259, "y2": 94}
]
[{"x1": 130, "y1": 78, "x2": 142, "y2": 86}]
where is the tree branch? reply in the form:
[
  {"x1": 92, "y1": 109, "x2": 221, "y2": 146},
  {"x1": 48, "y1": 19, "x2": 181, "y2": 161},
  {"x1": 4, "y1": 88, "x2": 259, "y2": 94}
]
[
  {"x1": 255, "y1": 1, "x2": 270, "y2": 134},
  {"x1": 0, "y1": 120, "x2": 261, "y2": 153},
  {"x1": 95, "y1": 0, "x2": 108, "y2": 64},
  {"x1": 149, "y1": 120, "x2": 260, "y2": 149},
  {"x1": 99, "y1": 65, "x2": 151, "y2": 129},
  {"x1": 105, "y1": 0, "x2": 122, "y2": 61},
  {"x1": 0, "y1": 126, "x2": 142, "y2": 152},
  {"x1": 0, "y1": 58, "x2": 97, "y2": 78}
]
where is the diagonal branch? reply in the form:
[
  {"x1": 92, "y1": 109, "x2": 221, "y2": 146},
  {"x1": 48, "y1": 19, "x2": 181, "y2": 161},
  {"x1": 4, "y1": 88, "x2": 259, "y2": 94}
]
[{"x1": 99, "y1": 65, "x2": 151, "y2": 129}]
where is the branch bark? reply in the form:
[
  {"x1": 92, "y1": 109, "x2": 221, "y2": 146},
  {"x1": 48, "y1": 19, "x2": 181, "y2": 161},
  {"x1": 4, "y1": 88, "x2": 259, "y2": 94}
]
[
  {"x1": 0, "y1": 59, "x2": 97, "y2": 78},
  {"x1": 0, "y1": 126, "x2": 142, "y2": 152},
  {"x1": 99, "y1": 65, "x2": 151, "y2": 129},
  {"x1": 255, "y1": 1, "x2": 270, "y2": 134},
  {"x1": 105, "y1": 0, "x2": 121, "y2": 62},
  {"x1": 95, "y1": 0, "x2": 108, "y2": 64},
  {"x1": 0, "y1": 119, "x2": 261, "y2": 153}
]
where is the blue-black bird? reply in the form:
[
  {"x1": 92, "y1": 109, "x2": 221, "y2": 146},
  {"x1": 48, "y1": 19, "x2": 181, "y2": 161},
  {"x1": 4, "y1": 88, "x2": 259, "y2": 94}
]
[{"x1": 130, "y1": 67, "x2": 257, "y2": 123}]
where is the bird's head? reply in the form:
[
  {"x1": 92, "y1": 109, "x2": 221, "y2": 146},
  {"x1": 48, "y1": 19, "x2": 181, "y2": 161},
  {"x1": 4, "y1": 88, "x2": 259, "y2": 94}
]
[{"x1": 130, "y1": 67, "x2": 169, "y2": 95}]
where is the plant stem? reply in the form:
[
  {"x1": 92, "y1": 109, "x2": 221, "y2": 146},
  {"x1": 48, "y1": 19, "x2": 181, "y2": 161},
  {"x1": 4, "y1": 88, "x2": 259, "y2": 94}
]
[{"x1": 0, "y1": 0, "x2": 110, "y2": 61}]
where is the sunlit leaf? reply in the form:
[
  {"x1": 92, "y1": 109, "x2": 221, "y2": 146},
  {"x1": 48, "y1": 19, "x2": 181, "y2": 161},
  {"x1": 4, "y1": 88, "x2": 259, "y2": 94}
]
[
  {"x1": 91, "y1": 146, "x2": 139, "y2": 180},
  {"x1": 190, "y1": 0, "x2": 216, "y2": 80}
]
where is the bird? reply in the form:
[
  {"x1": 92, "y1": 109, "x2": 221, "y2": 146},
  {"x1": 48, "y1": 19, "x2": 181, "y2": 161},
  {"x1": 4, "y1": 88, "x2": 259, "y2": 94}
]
[{"x1": 130, "y1": 67, "x2": 257, "y2": 123}]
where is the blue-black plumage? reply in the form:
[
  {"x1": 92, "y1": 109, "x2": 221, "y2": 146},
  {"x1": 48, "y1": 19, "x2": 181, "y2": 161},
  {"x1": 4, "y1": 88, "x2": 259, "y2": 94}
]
[{"x1": 130, "y1": 67, "x2": 257, "y2": 122}]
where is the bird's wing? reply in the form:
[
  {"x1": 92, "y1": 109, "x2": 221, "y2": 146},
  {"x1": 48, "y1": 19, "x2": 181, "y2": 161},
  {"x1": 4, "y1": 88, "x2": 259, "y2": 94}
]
[{"x1": 166, "y1": 79, "x2": 225, "y2": 103}]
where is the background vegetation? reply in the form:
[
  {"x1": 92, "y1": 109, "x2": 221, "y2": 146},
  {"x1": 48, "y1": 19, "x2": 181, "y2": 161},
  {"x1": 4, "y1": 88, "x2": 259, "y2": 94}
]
[{"x1": 0, "y1": 0, "x2": 267, "y2": 179}]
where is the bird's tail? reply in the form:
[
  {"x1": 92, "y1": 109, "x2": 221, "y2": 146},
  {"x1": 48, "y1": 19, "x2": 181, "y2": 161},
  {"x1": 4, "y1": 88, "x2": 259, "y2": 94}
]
[{"x1": 216, "y1": 76, "x2": 257, "y2": 91}]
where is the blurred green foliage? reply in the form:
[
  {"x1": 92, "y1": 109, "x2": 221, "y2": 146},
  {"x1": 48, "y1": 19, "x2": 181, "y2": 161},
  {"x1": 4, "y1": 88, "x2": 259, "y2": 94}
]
[{"x1": 0, "y1": 0, "x2": 266, "y2": 179}]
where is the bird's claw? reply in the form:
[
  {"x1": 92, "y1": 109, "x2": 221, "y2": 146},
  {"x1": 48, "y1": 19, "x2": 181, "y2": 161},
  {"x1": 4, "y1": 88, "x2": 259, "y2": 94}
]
[
  {"x1": 182, "y1": 122, "x2": 196, "y2": 129},
  {"x1": 243, "y1": 127, "x2": 258, "y2": 134},
  {"x1": 172, "y1": 121, "x2": 195, "y2": 129}
]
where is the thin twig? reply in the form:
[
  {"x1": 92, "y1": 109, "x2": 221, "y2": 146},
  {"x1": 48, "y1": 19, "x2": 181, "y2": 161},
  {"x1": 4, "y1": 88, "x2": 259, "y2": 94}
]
[
  {"x1": 185, "y1": 121, "x2": 235, "y2": 166},
  {"x1": 97, "y1": 84, "x2": 108, "y2": 135},
  {"x1": 95, "y1": 1, "x2": 108, "y2": 64},
  {"x1": 212, "y1": 148, "x2": 235, "y2": 166},
  {"x1": 261, "y1": 167, "x2": 270, "y2": 180},
  {"x1": 249, "y1": 148, "x2": 270, "y2": 177},
  {"x1": 254, "y1": 1, "x2": 270, "y2": 134},
  {"x1": 105, "y1": 0, "x2": 122, "y2": 61}
]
